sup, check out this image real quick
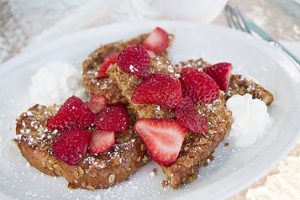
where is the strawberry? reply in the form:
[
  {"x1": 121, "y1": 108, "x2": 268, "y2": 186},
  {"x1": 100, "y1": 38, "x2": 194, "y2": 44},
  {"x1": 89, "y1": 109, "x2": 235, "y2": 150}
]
[
  {"x1": 97, "y1": 52, "x2": 119, "y2": 78},
  {"x1": 143, "y1": 27, "x2": 169, "y2": 54},
  {"x1": 95, "y1": 103, "x2": 130, "y2": 132},
  {"x1": 86, "y1": 94, "x2": 108, "y2": 114},
  {"x1": 175, "y1": 97, "x2": 208, "y2": 134},
  {"x1": 88, "y1": 130, "x2": 115, "y2": 154},
  {"x1": 203, "y1": 62, "x2": 232, "y2": 91},
  {"x1": 47, "y1": 96, "x2": 95, "y2": 132},
  {"x1": 117, "y1": 45, "x2": 150, "y2": 77},
  {"x1": 135, "y1": 119, "x2": 187, "y2": 167},
  {"x1": 146, "y1": 50, "x2": 156, "y2": 58},
  {"x1": 132, "y1": 73, "x2": 182, "y2": 109},
  {"x1": 52, "y1": 130, "x2": 91, "y2": 165},
  {"x1": 180, "y1": 67, "x2": 219, "y2": 103}
]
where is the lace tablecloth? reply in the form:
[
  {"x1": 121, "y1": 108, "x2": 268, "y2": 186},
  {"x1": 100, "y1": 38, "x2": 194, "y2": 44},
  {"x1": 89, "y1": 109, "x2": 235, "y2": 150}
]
[{"x1": 1, "y1": 0, "x2": 300, "y2": 199}]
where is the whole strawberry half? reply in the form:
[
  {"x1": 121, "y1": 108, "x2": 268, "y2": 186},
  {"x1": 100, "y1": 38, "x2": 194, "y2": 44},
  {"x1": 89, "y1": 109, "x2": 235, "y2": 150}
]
[
  {"x1": 86, "y1": 94, "x2": 108, "y2": 114},
  {"x1": 97, "y1": 52, "x2": 119, "y2": 78},
  {"x1": 203, "y1": 62, "x2": 233, "y2": 91},
  {"x1": 52, "y1": 130, "x2": 91, "y2": 165},
  {"x1": 143, "y1": 27, "x2": 169, "y2": 54},
  {"x1": 135, "y1": 119, "x2": 187, "y2": 167},
  {"x1": 180, "y1": 67, "x2": 219, "y2": 103},
  {"x1": 88, "y1": 130, "x2": 115, "y2": 154},
  {"x1": 117, "y1": 45, "x2": 150, "y2": 78},
  {"x1": 175, "y1": 97, "x2": 208, "y2": 134},
  {"x1": 47, "y1": 96, "x2": 95, "y2": 132},
  {"x1": 95, "y1": 103, "x2": 130, "y2": 132},
  {"x1": 132, "y1": 73, "x2": 182, "y2": 109}
]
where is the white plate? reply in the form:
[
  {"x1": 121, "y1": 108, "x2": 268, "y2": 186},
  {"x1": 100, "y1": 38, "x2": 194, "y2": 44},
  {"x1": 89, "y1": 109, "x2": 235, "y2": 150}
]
[{"x1": 0, "y1": 21, "x2": 299, "y2": 200}]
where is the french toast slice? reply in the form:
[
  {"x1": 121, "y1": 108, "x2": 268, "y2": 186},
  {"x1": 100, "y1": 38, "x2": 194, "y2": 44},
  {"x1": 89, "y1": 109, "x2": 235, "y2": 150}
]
[
  {"x1": 82, "y1": 33, "x2": 173, "y2": 103},
  {"x1": 108, "y1": 57, "x2": 274, "y2": 188},
  {"x1": 107, "y1": 57, "x2": 232, "y2": 188},
  {"x1": 15, "y1": 104, "x2": 150, "y2": 189},
  {"x1": 176, "y1": 59, "x2": 274, "y2": 105}
]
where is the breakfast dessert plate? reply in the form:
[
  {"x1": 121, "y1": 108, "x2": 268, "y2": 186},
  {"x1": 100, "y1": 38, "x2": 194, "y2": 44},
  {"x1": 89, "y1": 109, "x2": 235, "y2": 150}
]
[{"x1": 0, "y1": 21, "x2": 299, "y2": 200}]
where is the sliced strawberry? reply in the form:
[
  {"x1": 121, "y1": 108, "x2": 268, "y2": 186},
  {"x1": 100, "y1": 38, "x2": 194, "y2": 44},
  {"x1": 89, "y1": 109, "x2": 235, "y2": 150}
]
[
  {"x1": 117, "y1": 45, "x2": 150, "y2": 77},
  {"x1": 47, "y1": 96, "x2": 95, "y2": 132},
  {"x1": 203, "y1": 62, "x2": 232, "y2": 91},
  {"x1": 143, "y1": 27, "x2": 169, "y2": 54},
  {"x1": 52, "y1": 130, "x2": 91, "y2": 165},
  {"x1": 135, "y1": 119, "x2": 187, "y2": 167},
  {"x1": 86, "y1": 94, "x2": 108, "y2": 114},
  {"x1": 88, "y1": 130, "x2": 115, "y2": 154},
  {"x1": 175, "y1": 97, "x2": 208, "y2": 134},
  {"x1": 146, "y1": 50, "x2": 156, "y2": 58},
  {"x1": 95, "y1": 103, "x2": 130, "y2": 132},
  {"x1": 132, "y1": 73, "x2": 182, "y2": 109},
  {"x1": 97, "y1": 52, "x2": 119, "y2": 78},
  {"x1": 180, "y1": 67, "x2": 219, "y2": 103}
]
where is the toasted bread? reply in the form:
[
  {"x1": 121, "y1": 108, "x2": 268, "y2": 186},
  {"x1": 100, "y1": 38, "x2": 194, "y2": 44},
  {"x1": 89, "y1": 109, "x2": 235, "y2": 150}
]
[
  {"x1": 15, "y1": 104, "x2": 150, "y2": 189},
  {"x1": 227, "y1": 74, "x2": 274, "y2": 105},
  {"x1": 107, "y1": 57, "x2": 232, "y2": 188},
  {"x1": 108, "y1": 57, "x2": 175, "y2": 119},
  {"x1": 176, "y1": 58, "x2": 274, "y2": 105},
  {"x1": 82, "y1": 33, "x2": 173, "y2": 103}
]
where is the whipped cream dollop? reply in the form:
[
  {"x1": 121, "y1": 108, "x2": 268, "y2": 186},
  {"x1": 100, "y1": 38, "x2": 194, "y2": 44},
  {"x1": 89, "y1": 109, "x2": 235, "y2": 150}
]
[
  {"x1": 226, "y1": 94, "x2": 272, "y2": 147},
  {"x1": 29, "y1": 61, "x2": 85, "y2": 105}
]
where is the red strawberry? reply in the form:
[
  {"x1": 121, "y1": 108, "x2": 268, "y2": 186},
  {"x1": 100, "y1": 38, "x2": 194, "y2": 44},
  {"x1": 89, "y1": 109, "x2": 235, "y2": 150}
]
[
  {"x1": 86, "y1": 94, "x2": 108, "y2": 114},
  {"x1": 203, "y1": 62, "x2": 232, "y2": 91},
  {"x1": 180, "y1": 67, "x2": 219, "y2": 103},
  {"x1": 97, "y1": 52, "x2": 119, "y2": 78},
  {"x1": 88, "y1": 130, "x2": 115, "y2": 154},
  {"x1": 52, "y1": 130, "x2": 91, "y2": 165},
  {"x1": 135, "y1": 119, "x2": 187, "y2": 167},
  {"x1": 143, "y1": 27, "x2": 169, "y2": 54},
  {"x1": 117, "y1": 45, "x2": 150, "y2": 77},
  {"x1": 175, "y1": 97, "x2": 208, "y2": 134},
  {"x1": 132, "y1": 73, "x2": 182, "y2": 109},
  {"x1": 95, "y1": 103, "x2": 130, "y2": 132},
  {"x1": 47, "y1": 96, "x2": 95, "y2": 132}
]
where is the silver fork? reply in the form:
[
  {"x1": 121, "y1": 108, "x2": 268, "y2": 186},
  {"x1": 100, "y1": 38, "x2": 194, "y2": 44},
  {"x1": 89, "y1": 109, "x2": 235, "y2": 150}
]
[
  {"x1": 225, "y1": 4, "x2": 251, "y2": 34},
  {"x1": 225, "y1": 3, "x2": 300, "y2": 66}
]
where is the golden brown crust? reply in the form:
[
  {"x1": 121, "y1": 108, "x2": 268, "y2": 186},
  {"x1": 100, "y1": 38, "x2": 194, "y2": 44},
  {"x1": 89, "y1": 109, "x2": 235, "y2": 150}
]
[
  {"x1": 107, "y1": 58, "x2": 232, "y2": 189},
  {"x1": 175, "y1": 59, "x2": 274, "y2": 105},
  {"x1": 162, "y1": 93, "x2": 232, "y2": 188},
  {"x1": 107, "y1": 57, "x2": 175, "y2": 119},
  {"x1": 82, "y1": 33, "x2": 172, "y2": 103},
  {"x1": 16, "y1": 142, "x2": 63, "y2": 176},
  {"x1": 15, "y1": 104, "x2": 150, "y2": 190},
  {"x1": 227, "y1": 74, "x2": 274, "y2": 105},
  {"x1": 63, "y1": 132, "x2": 150, "y2": 189}
]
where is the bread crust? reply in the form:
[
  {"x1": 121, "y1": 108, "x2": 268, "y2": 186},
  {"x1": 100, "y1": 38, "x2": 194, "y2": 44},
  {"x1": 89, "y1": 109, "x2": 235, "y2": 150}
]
[
  {"x1": 15, "y1": 104, "x2": 150, "y2": 190},
  {"x1": 82, "y1": 33, "x2": 172, "y2": 103},
  {"x1": 176, "y1": 59, "x2": 274, "y2": 105},
  {"x1": 107, "y1": 57, "x2": 232, "y2": 188}
]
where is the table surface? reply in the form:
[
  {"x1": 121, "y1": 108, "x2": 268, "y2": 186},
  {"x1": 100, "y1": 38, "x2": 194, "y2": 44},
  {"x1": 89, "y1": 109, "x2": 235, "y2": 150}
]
[{"x1": 0, "y1": 0, "x2": 299, "y2": 199}]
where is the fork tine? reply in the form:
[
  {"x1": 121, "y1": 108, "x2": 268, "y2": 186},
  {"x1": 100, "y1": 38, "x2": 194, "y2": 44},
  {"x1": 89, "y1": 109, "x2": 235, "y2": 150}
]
[
  {"x1": 225, "y1": 4, "x2": 244, "y2": 31},
  {"x1": 234, "y1": 6, "x2": 251, "y2": 33},
  {"x1": 224, "y1": 5, "x2": 235, "y2": 28},
  {"x1": 225, "y1": 4, "x2": 251, "y2": 33},
  {"x1": 228, "y1": 5, "x2": 247, "y2": 32}
]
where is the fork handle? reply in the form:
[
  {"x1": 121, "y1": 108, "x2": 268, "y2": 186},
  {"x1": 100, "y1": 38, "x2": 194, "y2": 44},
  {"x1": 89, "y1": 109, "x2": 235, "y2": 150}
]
[
  {"x1": 272, "y1": 41, "x2": 300, "y2": 66},
  {"x1": 247, "y1": 20, "x2": 300, "y2": 66}
]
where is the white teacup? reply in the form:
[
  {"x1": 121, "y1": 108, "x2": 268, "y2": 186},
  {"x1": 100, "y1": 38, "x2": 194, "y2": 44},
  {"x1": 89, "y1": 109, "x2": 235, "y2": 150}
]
[{"x1": 132, "y1": 0, "x2": 228, "y2": 22}]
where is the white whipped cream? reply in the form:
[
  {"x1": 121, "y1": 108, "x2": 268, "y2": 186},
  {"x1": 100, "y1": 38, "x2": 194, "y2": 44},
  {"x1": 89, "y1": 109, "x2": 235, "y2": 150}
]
[
  {"x1": 226, "y1": 94, "x2": 272, "y2": 147},
  {"x1": 29, "y1": 61, "x2": 85, "y2": 105}
]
